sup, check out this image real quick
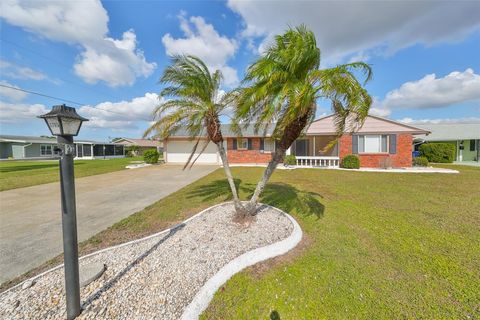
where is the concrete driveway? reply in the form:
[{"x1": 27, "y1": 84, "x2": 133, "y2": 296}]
[{"x1": 0, "y1": 165, "x2": 217, "y2": 284}]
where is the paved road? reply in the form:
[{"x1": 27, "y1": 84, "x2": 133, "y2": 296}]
[{"x1": 0, "y1": 165, "x2": 217, "y2": 283}]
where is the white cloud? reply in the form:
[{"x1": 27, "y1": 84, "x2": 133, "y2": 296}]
[
  {"x1": 0, "y1": 81, "x2": 28, "y2": 101},
  {"x1": 398, "y1": 117, "x2": 480, "y2": 124},
  {"x1": 372, "y1": 69, "x2": 480, "y2": 116},
  {"x1": 162, "y1": 13, "x2": 239, "y2": 86},
  {"x1": 0, "y1": 0, "x2": 156, "y2": 86},
  {"x1": 227, "y1": 0, "x2": 480, "y2": 63},
  {"x1": 79, "y1": 93, "x2": 161, "y2": 130},
  {"x1": 0, "y1": 101, "x2": 48, "y2": 123},
  {"x1": 0, "y1": 60, "x2": 47, "y2": 81},
  {"x1": 74, "y1": 30, "x2": 156, "y2": 86}
]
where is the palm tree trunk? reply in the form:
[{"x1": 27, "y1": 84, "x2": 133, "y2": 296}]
[
  {"x1": 216, "y1": 141, "x2": 245, "y2": 213},
  {"x1": 245, "y1": 147, "x2": 285, "y2": 215},
  {"x1": 245, "y1": 109, "x2": 313, "y2": 215}
]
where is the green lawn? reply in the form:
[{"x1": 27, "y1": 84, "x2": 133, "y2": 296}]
[
  {"x1": 0, "y1": 157, "x2": 142, "y2": 191},
  {"x1": 2, "y1": 165, "x2": 479, "y2": 319}
]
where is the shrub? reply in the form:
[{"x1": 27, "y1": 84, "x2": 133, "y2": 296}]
[
  {"x1": 341, "y1": 154, "x2": 360, "y2": 169},
  {"x1": 284, "y1": 155, "x2": 297, "y2": 166},
  {"x1": 419, "y1": 143, "x2": 455, "y2": 163},
  {"x1": 413, "y1": 156, "x2": 429, "y2": 167},
  {"x1": 143, "y1": 149, "x2": 160, "y2": 164}
]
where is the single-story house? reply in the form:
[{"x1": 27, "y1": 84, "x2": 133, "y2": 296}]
[
  {"x1": 413, "y1": 123, "x2": 480, "y2": 163},
  {"x1": 113, "y1": 138, "x2": 163, "y2": 155},
  {"x1": 0, "y1": 135, "x2": 125, "y2": 160},
  {"x1": 163, "y1": 114, "x2": 430, "y2": 168}
]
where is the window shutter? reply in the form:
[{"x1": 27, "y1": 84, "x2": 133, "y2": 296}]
[
  {"x1": 352, "y1": 135, "x2": 358, "y2": 154},
  {"x1": 389, "y1": 134, "x2": 397, "y2": 154},
  {"x1": 260, "y1": 138, "x2": 264, "y2": 150},
  {"x1": 248, "y1": 138, "x2": 253, "y2": 150},
  {"x1": 232, "y1": 139, "x2": 237, "y2": 150}
]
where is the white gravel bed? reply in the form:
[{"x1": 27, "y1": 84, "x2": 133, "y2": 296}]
[{"x1": 0, "y1": 203, "x2": 294, "y2": 320}]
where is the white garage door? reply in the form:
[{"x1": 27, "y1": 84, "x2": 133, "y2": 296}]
[{"x1": 167, "y1": 140, "x2": 220, "y2": 164}]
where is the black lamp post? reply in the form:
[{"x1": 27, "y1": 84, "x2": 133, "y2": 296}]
[{"x1": 38, "y1": 104, "x2": 88, "y2": 320}]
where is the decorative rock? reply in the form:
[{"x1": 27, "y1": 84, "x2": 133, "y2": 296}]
[
  {"x1": 21, "y1": 280, "x2": 35, "y2": 290},
  {"x1": 79, "y1": 263, "x2": 106, "y2": 287},
  {"x1": 0, "y1": 203, "x2": 295, "y2": 320}
]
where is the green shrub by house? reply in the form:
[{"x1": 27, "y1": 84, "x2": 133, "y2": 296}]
[
  {"x1": 143, "y1": 149, "x2": 160, "y2": 164},
  {"x1": 341, "y1": 154, "x2": 360, "y2": 169},
  {"x1": 419, "y1": 143, "x2": 455, "y2": 163},
  {"x1": 284, "y1": 155, "x2": 297, "y2": 166},
  {"x1": 413, "y1": 156, "x2": 429, "y2": 167}
]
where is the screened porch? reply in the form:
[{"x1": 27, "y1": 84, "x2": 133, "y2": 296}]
[{"x1": 289, "y1": 135, "x2": 340, "y2": 167}]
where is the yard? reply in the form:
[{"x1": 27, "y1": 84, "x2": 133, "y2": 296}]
[
  {"x1": 0, "y1": 157, "x2": 142, "y2": 191},
  {"x1": 2, "y1": 165, "x2": 479, "y2": 318}
]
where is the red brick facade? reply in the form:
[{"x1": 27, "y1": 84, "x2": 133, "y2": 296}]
[
  {"x1": 339, "y1": 133, "x2": 413, "y2": 167},
  {"x1": 225, "y1": 134, "x2": 413, "y2": 167},
  {"x1": 226, "y1": 138, "x2": 273, "y2": 164}
]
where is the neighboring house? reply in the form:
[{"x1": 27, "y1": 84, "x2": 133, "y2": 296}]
[
  {"x1": 0, "y1": 135, "x2": 125, "y2": 160},
  {"x1": 163, "y1": 114, "x2": 429, "y2": 168},
  {"x1": 413, "y1": 123, "x2": 480, "y2": 163},
  {"x1": 113, "y1": 138, "x2": 163, "y2": 155}
]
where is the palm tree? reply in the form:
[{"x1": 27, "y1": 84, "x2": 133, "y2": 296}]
[
  {"x1": 144, "y1": 55, "x2": 245, "y2": 213},
  {"x1": 235, "y1": 25, "x2": 373, "y2": 216}
]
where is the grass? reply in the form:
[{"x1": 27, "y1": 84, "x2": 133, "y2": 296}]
[
  {"x1": 1, "y1": 165, "x2": 479, "y2": 319},
  {"x1": 0, "y1": 157, "x2": 142, "y2": 191}
]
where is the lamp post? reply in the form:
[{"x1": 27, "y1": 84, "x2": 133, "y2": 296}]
[{"x1": 38, "y1": 104, "x2": 88, "y2": 320}]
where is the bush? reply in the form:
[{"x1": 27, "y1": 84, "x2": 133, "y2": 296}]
[
  {"x1": 413, "y1": 156, "x2": 429, "y2": 167},
  {"x1": 143, "y1": 149, "x2": 160, "y2": 164},
  {"x1": 419, "y1": 143, "x2": 455, "y2": 163},
  {"x1": 284, "y1": 155, "x2": 297, "y2": 166},
  {"x1": 341, "y1": 154, "x2": 360, "y2": 169}
]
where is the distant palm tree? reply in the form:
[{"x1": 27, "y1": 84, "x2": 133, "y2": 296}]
[
  {"x1": 144, "y1": 55, "x2": 244, "y2": 212},
  {"x1": 235, "y1": 25, "x2": 373, "y2": 215}
]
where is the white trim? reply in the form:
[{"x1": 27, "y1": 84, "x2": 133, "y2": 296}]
[{"x1": 181, "y1": 204, "x2": 302, "y2": 319}]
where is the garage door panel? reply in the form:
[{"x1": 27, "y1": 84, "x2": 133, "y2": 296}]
[{"x1": 167, "y1": 140, "x2": 219, "y2": 164}]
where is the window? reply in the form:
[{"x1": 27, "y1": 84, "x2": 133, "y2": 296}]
[
  {"x1": 358, "y1": 135, "x2": 388, "y2": 153},
  {"x1": 263, "y1": 139, "x2": 275, "y2": 152},
  {"x1": 40, "y1": 144, "x2": 53, "y2": 156},
  {"x1": 470, "y1": 139, "x2": 476, "y2": 152},
  {"x1": 237, "y1": 138, "x2": 248, "y2": 150}
]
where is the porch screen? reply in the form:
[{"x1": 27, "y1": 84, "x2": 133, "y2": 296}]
[{"x1": 83, "y1": 145, "x2": 92, "y2": 156}]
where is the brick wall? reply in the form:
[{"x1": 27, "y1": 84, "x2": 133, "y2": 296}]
[
  {"x1": 226, "y1": 138, "x2": 273, "y2": 163},
  {"x1": 339, "y1": 133, "x2": 413, "y2": 168}
]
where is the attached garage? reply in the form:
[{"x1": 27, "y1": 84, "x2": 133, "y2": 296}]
[{"x1": 166, "y1": 139, "x2": 221, "y2": 164}]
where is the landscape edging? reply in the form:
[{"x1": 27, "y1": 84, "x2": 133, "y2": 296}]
[
  {"x1": 180, "y1": 204, "x2": 303, "y2": 320},
  {"x1": 1, "y1": 202, "x2": 230, "y2": 295}
]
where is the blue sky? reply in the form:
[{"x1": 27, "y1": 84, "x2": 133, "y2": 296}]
[{"x1": 1, "y1": 0, "x2": 479, "y2": 141}]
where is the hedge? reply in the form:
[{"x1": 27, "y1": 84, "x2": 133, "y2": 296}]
[
  {"x1": 341, "y1": 154, "x2": 360, "y2": 169},
  {"x1": 419, "y1": 143, "x2": 455, "y2": 163},
  {"x1": 413, "y1": 156, "x2": 429, "y2": 167},
  {"x1": 143, "y1": 149, "x2": 160, "y2": 164},
  {"x1": 284, "y1": 155, "x2": 297, "y2": 166}
]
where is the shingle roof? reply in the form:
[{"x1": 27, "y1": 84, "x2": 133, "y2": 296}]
[
  {"x1": 168, "y1": 124, "x2": 275, "y2": 138},
  {"x1": 113, "y1": 138, "x2": 162, "y2": 147},
  {"x1": 413, "y1": 123, "x2": 480, "y2": 141}
]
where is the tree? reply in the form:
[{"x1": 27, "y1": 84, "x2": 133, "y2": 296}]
[
  {"x1": 144, "y1": 55, "x2": 245, "y2": 213},
  {"x1": 235, "y1": 25, "x2": 372, "y2": 216}
]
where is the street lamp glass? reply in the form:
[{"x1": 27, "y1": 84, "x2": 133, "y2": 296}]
[
  {"x1": 61, "y1": 117, "x2": 83, "y2": 136},
  {"x1": 45, "y1": 117, "x2": 62, "y2": 135}
]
